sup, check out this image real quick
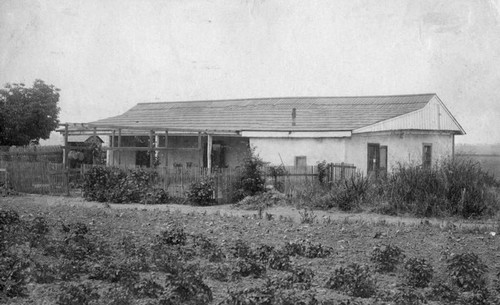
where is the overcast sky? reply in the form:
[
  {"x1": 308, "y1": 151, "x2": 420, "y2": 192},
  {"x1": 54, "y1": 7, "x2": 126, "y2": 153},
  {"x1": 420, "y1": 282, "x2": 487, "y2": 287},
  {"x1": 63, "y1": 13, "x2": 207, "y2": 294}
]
[{"x1": 1, "y1": 0, "x2": 499, "y2": 144}]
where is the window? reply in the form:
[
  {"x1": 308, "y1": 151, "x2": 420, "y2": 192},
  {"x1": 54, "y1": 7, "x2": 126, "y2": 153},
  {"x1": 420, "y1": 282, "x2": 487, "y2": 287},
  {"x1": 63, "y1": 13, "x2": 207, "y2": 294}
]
[
  {"x1": 295, "y1": 156, "x2": 307, "y2": 167},
  {"x1": 423, "y1": 144, "x2": 432, "y2": 169}
]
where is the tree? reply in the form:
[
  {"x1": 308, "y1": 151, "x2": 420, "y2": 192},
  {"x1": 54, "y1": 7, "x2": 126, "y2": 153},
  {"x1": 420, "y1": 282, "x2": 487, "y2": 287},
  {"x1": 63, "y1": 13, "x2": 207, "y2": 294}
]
[{"x1": 0, "y1": 79, "x2": 60, "y2": 146}]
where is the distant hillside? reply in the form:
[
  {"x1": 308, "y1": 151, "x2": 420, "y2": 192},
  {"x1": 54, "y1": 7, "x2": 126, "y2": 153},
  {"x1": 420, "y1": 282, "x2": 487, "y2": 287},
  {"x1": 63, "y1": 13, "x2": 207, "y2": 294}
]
[{"x1": 456, "y1": 143, "x2": 500, "y2": 156}]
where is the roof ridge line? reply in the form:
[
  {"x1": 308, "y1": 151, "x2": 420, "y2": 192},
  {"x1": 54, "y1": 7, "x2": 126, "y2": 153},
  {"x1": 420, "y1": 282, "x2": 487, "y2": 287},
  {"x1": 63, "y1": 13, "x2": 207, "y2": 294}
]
[{"x1": 136, "y1": 93, "x2": 437, "y2": 105}]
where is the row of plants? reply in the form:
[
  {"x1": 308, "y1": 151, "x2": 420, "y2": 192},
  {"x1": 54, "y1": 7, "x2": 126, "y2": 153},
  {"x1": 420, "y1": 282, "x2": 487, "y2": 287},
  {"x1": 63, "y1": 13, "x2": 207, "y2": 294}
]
[
  {"x1": 2, "y1": 207, "x2": 499, "y2": 304},
  {"x1": 293, "y1": 158, "x2": 500, "y2": 219}
]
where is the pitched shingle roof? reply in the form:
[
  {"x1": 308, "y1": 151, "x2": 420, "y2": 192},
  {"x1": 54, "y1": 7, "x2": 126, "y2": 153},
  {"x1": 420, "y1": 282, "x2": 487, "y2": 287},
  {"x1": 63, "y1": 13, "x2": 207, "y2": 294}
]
[{"x1": 89, "y1": 94, "x2": 436, "y2": 132}]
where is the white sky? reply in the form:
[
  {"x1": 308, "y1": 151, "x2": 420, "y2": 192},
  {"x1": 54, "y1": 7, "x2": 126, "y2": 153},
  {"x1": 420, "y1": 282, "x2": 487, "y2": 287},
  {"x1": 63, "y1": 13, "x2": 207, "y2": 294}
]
[{"x1": 1, "y1": 0, "x2": 500, "y2": 144}]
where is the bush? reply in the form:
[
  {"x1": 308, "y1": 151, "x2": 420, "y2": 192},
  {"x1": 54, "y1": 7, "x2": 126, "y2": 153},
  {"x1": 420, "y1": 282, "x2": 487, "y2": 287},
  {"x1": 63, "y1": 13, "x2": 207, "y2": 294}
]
[
  {"x1": 382, "y1": 158, "x2": 499, "y2": 218},
  {"x1": 391, "y1": 286, "x2": 426, "y2": 305},
  {"x1": 140, "y1": 188, "x2": 170, "y2": 205},
  {"x1": 428, "y1": 282, "x2": 459, "y2": 303},
  {"x1": 325, "y1": 263, "x2": 376, "y2": 298},
  {"x1": 56, "y1": 283, "x2": 100, "y2": 305},
  {"x1": 370, "y1": 244, "x2": 404, "y2": 272},
  {"x1": 0, "y1": 209, "x2": 19, "y2": 226},
  {"x1": 330, "y1": 174, "x2": 370, "y2": 211},
  {"x1": 231, "y1": 258, "x2": 266, "y2": 279},
  {"x1": 447, "y1": 252, "x2": 488, "y2": 291},
  {"x1": 0, "y1": 251, "x2": 30, "y2": 298},
  {"x1": 403, "y1": 258, "x2": 434, "y2": 288},
  {"x1": 187, "y1": 176, "x2": 215, "y2": 206},
  {"x1": 221, "y1": 287, "x2": 274, "y2": 305},
  {"x1": 161, "y1": 271, "x2": 213, "y2": 305},
  {"x1": 232, "y1": 146, "x2": 267, "y2": 202},
  {"x1": 282, "y1": 240, "x2": 332, "y2": 259},
  {"x1": 83, "y1": 166, "x2": 165, "y2": 204}
]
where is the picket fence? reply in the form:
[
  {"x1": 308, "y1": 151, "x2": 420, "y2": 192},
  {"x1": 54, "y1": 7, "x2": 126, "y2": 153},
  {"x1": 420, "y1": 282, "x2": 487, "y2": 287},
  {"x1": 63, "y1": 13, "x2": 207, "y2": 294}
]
[{"x1": 0, "y1": 161, "x2": 357, "y2": 202}]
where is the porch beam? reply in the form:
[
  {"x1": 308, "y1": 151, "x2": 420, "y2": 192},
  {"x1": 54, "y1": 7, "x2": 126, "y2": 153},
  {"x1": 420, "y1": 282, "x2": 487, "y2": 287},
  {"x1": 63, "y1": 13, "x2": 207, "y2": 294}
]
[
  {"x1": 103, "y1": 147, "x2": 200, "y2": 151},
  {"x1": 110, "y1": 130, "x2": 115, "y2": 166}
]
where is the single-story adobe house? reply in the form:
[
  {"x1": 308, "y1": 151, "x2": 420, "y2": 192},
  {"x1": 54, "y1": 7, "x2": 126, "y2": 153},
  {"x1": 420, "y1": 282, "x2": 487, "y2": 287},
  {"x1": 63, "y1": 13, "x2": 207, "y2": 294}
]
[{"x1": 69, "y1": 93, "x2": 464, "y2": 176}]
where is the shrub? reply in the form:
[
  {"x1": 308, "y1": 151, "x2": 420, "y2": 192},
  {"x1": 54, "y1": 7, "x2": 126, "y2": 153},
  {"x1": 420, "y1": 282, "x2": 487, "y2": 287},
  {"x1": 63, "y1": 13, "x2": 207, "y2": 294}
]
[
  {"x1": 83, "y1": 166, "x2": 162, "y2": 204},
  {"x1": 132, "y1": 277, "x2": 164, "y2": 298},
  {"x1": 274, "y1": 289, "x2": 319, "y2": 305},
  {"x1": 330, "y1": 174, "x2": 370, "y2": 211},
  {"x1": 268, "y1": 266, "x2": 314, "y2": 290},
  {"x1": 403, "y1": 258, "x2": 434, "y2": 288},
  {"x1": 161, "y1": 271, "x2": 213, "y2": 305},
  {"x1": 230, "y1": 239, "x2": 253, "y2": 259},
  {"x1": 282, "y1": 240, "x2": 332, "y2": 259},
  {"x1": 140, "y1": 188, "x2": 169, "y2": 205},
  {"x1": 370, "y1": 244, "x2": 404, "y2": 272},
  {"x1": 187, "y1": 176, "x2": 215, "y2": 206},
  {"x1": 88, "y1": 258, "x2": 139, "y2": 286},
  {"x1": 382, "y1": 158, "x2": 499, "y2": 218},
  {"x1": 299, "y1": 209, "x2": 317, "y2": 224},
  {"x1": 391, "y1": 286, "x2": 426, "y2": 305},
  {"x1": 428, "y1": 282, "x2": 459, "y2": 303},
  {"x1": 447, "y1": 252, "x2": 488, "y2": 291},
  {"x1": 231, "y1": 258, "x2": 266, "y2": 279},
  {"x1": 221, "y1": 287, "x2": 274, "y2": 305},
  {"x1": 32, "y1": 262, "x2": 58, "y2": 284},
  {"x1": 0, "y1": 251, "x2": 30, "y2": 298},
  {"x1": 325, "y1": 263, "x2": 376, "y2": 298},
  {"x1": 156, "y1": 225, "x2": 187, "y2": 246},
  {"x1": 232, "y1": 146, "x2": 267, "y2": 202},
  {"x1": 0, "y1": 209, "x2": 19, "y2": 226},
  {"x1": 267, "y1": 249, "x2": 291, "y2": 271},
  {"x1": 56, "y1": 283, "x2": 100, "y2": 305}
]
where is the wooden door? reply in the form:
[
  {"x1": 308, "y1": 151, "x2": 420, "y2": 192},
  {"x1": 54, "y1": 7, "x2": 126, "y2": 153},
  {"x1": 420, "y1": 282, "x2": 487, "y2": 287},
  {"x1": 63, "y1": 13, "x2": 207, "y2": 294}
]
[{"x1": 367, "y1": 143, "x2": 380, "y2": 177}]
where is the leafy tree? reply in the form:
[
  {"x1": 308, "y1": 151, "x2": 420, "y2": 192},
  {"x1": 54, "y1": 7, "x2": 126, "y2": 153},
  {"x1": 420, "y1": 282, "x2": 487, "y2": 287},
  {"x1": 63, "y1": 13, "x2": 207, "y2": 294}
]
[
  {"x1": 0, "y1": 79, "x2": 60, "y2": 146},
  {"x1": 232, "y1": 145, "x2": 267, "y2": 201}
]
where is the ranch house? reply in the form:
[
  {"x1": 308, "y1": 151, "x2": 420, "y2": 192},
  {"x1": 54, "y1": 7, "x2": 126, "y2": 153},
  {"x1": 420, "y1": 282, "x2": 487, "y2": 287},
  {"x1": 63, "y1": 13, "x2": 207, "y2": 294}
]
[{"x1": 66, "y1": 94, "x2": 465, "y2": 176}]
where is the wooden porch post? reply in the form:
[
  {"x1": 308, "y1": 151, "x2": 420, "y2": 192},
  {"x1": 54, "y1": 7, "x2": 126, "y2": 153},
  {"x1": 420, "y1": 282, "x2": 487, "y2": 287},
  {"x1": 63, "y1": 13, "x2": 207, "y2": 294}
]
[
  {"x1": 110, "y1": 130, "x2": 115, "y2": 166},
  {"x1": 149, "y1": 130, "x2": 154, "y2": 168},
  {"x1": 207, "y1": 134, "x2": 213, "y2": 170},
  {"x1": 198, "y1": 132, "x2": 202, "y2": 168},
  {"x1": 93, "y1": 127, "x2": 97, "y2": 164},
  {"x1": 117, "y1": 129, "x2": 122, "y2": 166},
  {"x1": 63, "y1": 123, "x2": 69, "y2": 169},
  {"x1": 165, "y1": 130, "x2": 169, "y2": 167}
]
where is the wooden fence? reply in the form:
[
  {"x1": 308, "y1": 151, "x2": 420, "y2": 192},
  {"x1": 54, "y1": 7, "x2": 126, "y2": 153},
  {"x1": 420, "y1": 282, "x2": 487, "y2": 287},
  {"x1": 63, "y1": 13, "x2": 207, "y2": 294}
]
[{"x1": 1, "y1": 161, "x2": 357, "y2": 202}]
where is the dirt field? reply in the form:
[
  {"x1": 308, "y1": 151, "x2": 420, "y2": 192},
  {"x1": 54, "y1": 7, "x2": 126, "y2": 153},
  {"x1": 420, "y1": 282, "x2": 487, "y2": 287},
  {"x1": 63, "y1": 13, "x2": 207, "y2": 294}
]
[{"x1": 2, "y1": 194, "x2": 500, "y2": 304}]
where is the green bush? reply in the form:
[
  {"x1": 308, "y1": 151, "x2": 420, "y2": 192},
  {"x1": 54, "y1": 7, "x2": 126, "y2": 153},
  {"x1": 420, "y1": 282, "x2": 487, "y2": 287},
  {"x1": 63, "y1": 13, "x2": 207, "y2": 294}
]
[
  {"x1": 83, "y1": 166, "x2": 168, "y2": 204},
  {"x1": 187, "y1": 176, "x2": 215, "y2": 206},
  {"x1": 370, "y1": 244, "x2": 405, "y2": 273},
  {"x1": 331, "y1": 174, "x2": 370, "y2": 211},
  {"x1": 232, "y1": 146, "x2": 267, "y2": 202},
  {"x1": 325, "y1": 263, "x2": 376, "y2": 298},
  {"x1": 403, "y1": 258, "x2": 434, "y2": 288},
  {"x1": 383, "y1": 158, "x2": 499, "y2": 218},
  {"x1": 447, "y1": 252, "x2": 488, "y2": 292},
  {"x1": 56, "y1": 283, "x2": 100, "y2": 305}
]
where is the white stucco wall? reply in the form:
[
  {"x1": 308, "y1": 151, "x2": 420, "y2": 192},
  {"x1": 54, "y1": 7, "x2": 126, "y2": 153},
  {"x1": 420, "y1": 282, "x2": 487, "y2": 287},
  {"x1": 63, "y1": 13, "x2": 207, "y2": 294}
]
[
  {"x1": 250, "y1": 132, "x2": 454, "y2": 174},
  {"x1": 250, "y1": 137, "x2": 347, "y2": 166},
  {"x1": 346, "y1": 132, "x2": 454, "y2": 174}
]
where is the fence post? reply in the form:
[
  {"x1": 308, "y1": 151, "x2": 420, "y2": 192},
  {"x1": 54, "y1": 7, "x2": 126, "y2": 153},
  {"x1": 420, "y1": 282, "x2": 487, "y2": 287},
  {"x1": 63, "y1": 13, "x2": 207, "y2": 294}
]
[{"x1": 340, "y1": 162, "x2": 346, "y2": 180}]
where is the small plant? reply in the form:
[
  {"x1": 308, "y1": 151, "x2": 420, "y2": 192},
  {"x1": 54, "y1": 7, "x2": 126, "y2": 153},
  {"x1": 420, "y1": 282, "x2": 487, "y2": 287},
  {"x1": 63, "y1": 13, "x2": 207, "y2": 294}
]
[
  {"x1": 331, "y1": 174, "x2": 370, "y2": 211},
  {"x1": 88, "y1": 258, "x2": 140, "y2": 287},
  {"x1": 187, "y1": 176, "x2": 215, "y2": 206},
  {"x1": 269, "y1": 266, "x2": 315, "y2": 290},
  {"x1": 299, "y1": 208, "x2": 317, "y2": 224},
  {"x1": 0, "y1": 251, "x2": 30, "y2": 298},
  {"x1": 391, "y1": 286, "x2": 426, "y2": 305},
  {"x1": 56, "y1": 283, "x2": 100, "y2": 305},
  {"x1": 370, "y1": 244, "x2": 404, "y2": 272},
  {"x1": 230, "y1": 239, "x2": 253, "y2": 259},
  {"x1": 140, "y1": 188, "x2": 169, "y2": 205},
  {"x1": 403, "y1": 257, "x2": 434, "y2": 288},
  {"x1": 458, "y1": 287, "x2": 492, "y2": 305},
  {"x1": 232, "y1": 145, "x2": 267, "y2": 202},
  {"x1": 221, "y1": 287, "x2": 274, "y2": 305},
  {"x1": 0, "y1": 209, "x2": 20, "y2": 226},
  {"x1": 447, "y1": 252, "x2": 488, "y2": 291},
  {"x1": 156, "y1": 225, "x2": 187, "y2": 246},
  {"x1": 325, "y1": 263, "x2": 377, "y2": 298},
  {"x1": 132, "y1": 277, "x2": 164, "y2": 298},
  {"x1": 428, "y1": 282, "x2": 459, "y2": 303},
  {"x1": 267, "y1": 249, "x2": 291, "y2": 271},
  {"x1": 231, "y1": 258, "x2": 266, "y2": 279},
  {"x1": 103, "y1": 285, "x2": 133, "y2": 305},
  {"x1": 161, "y1": 271, "x2": 213, "y2": 305},
  {"x1": 282, "y1": 239, "x2": 332, "y2": 259}
]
